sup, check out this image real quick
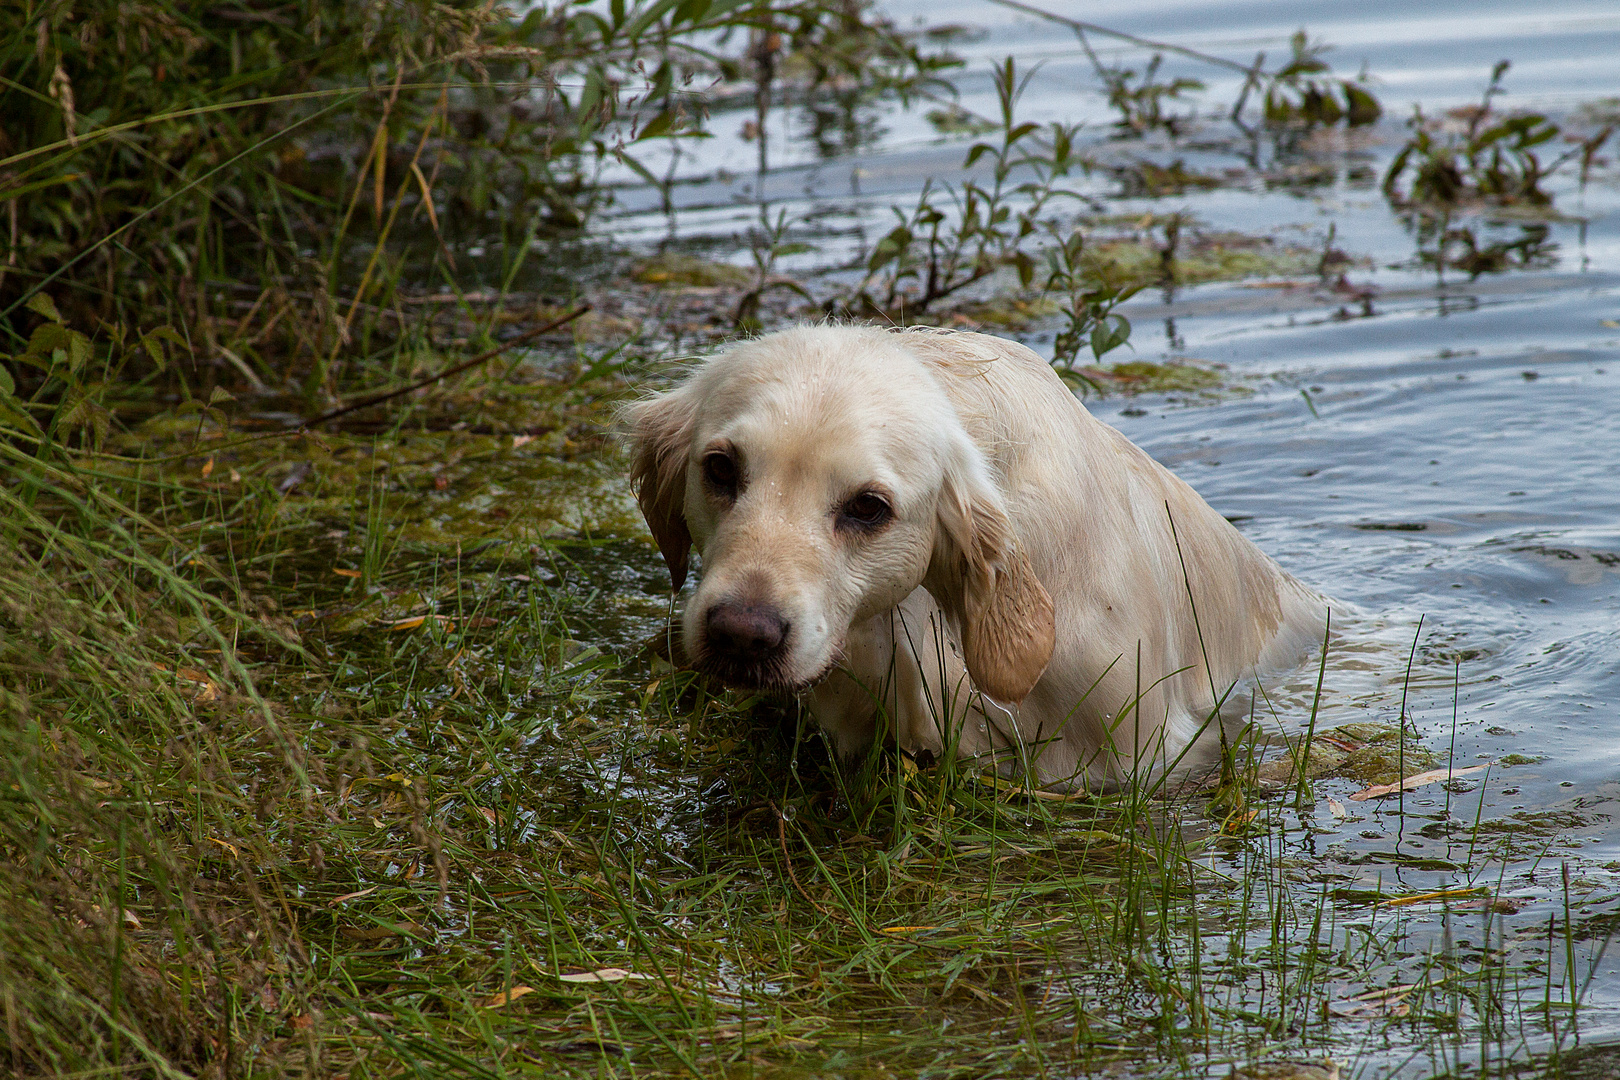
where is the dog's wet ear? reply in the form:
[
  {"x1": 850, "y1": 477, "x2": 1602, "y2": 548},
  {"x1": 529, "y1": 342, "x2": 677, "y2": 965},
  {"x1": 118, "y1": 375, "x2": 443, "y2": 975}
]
[
  {"x1": 624, "y1": 389, "x2": 697, "y2": 591},
  {"x1": 928, "y1": 448, "x2": 1055, "y2": 704}
]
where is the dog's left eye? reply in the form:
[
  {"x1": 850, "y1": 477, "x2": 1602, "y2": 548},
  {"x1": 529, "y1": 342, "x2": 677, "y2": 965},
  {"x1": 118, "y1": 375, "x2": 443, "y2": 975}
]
[{"x1": 838, "y1": 491, "x2": 892, "y2": 532}]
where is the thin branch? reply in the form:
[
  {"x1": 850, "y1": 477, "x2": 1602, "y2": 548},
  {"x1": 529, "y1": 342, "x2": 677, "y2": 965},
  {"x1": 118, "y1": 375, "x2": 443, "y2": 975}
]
[
  {"x1": 304, "y1": 304, "x2": 590, "y2": 426},
  {"x1": 987, "y1": 0, "x2": 1255, "y2": 75}
]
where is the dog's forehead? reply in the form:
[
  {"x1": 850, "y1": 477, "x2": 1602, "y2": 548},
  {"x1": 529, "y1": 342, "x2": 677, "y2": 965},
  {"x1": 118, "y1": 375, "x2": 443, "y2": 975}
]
[
  {"x1": 686, "y1": 335, "x2": 946, "y2": 492},
  {"x1": 694, "y1": 338, "x2": 949, "y2": 456}
]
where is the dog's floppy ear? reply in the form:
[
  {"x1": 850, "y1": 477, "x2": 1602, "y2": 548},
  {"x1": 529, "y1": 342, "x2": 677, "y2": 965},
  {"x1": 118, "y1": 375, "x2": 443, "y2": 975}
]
[
  {"x1": 927, "y1": 444, "x2": 1056, "y2": 704},
  {"x1": 623, "y1": 388, "x2": 698, "y2": 591}
]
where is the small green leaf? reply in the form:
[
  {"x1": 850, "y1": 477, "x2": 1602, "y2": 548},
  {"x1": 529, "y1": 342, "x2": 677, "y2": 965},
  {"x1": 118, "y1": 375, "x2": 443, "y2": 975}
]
[
  {"x1": 25, "y1": 294, "x2": 63, "y2": 323},
  {"x1": 1012, "y1": 251, "x2": 1035, "y2": 289},
  {"x1": 0, "y1": 394, "x2": 39, "y2": 435},
  {"x1": 1091, "y1": 314, "x2": 1132, "y2": 359},
  {"x1": 635, "y1": 108, "x2": 677, "y2": 141}
]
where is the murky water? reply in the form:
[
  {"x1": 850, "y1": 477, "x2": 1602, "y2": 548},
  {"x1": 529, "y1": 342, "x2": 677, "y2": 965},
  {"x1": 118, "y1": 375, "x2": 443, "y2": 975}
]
[{"x1": 578, "y1": 2, "x2": 1620, "y2": 1072}]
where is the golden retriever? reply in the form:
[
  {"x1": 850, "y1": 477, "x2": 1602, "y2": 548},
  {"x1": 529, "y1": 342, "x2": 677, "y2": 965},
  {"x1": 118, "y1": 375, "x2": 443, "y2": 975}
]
[{"x1": 625, "y1": 324, "x2": 1326, "y2": 788}]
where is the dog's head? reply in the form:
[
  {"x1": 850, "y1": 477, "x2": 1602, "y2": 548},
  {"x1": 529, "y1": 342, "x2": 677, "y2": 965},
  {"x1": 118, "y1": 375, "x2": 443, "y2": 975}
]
[{"x1": 624, "y1": 326, "x2": 1054, "y2": 704}]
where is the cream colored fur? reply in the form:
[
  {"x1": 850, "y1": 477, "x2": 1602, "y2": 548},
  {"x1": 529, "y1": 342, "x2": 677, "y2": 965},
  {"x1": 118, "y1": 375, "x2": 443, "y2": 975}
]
[{"x1": 625, "y1": 324, "x2": 1327, "y2": 788}]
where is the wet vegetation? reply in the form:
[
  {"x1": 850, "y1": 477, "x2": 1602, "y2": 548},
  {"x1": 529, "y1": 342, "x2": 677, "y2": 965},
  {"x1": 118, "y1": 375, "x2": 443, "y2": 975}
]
[{"x1": 3, "y1": 1, "x2": 1618, "y2": 1077}]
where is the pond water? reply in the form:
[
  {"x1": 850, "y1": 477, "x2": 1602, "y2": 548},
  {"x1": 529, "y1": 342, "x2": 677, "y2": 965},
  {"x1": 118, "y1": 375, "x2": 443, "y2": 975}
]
[{"x1": 580, "y1": 2, "x2": 1620, "y2": 1074}]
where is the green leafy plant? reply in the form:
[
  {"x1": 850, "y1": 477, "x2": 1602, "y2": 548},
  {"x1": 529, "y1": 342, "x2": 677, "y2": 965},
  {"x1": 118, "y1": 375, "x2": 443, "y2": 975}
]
[
  {"x1": 1093, "y1": 53, "x2": 1205, "y2": 137},
  {"x1": 1382, "y1": 61, "x2": 1602, "y2": 208},
  {"x1": 1041, "y1": 228, "x2": 1141, "y2": 373},
  {"x1": 857, "y1": 56, "x2": 1088, "y2": 315},
  {"x1": 1259, "y1": 31, "x2": 1381, "y2": 128}
]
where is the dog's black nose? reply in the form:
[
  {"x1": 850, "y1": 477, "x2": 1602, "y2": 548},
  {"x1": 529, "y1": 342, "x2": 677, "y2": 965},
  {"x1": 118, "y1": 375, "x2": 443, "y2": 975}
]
[{"x1": 705, "y1": 602, "x2": 789, "y2": 660}]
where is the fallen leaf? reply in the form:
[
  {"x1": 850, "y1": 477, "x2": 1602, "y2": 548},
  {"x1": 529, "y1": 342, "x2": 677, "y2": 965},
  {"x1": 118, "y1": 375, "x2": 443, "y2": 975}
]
[
  {"x1": 1222, "y1": 808, "x2": 1259, "y2": 833},
  {"x1": 229, "y1": 468, "x2": 241, "y2": 483},
  {"x1": 1326, "y1": 796, "x2": 1348, "y2": 819},
  {"x1": 879, "y1": 925, "x2": 938, "y2": 934},
  {"x1": 1348, "y1": 763, "x2": 1490, "y2": 801},
  {"x1": 89, "y1": 905, "x2": 142, "y2": 929},
  {"x1": 1329, "y1": 983, "x2": 1417, "y2": 1018},
  {"x1": 478, "y1": 807, "x2": 499, "y2": 825},
  {"x1": 1377, "y1": 886, "x2": 1488, "y2": 907},
  {"x1": 389, "y1": 615, "x2": 428, "y2": 631},
  {"x1": 512, "y1": 434, "x2": 535, "y2": 449},
  {"x1": 290, "y1": 1013, "x2": 314, "y2": 1031},
  {"x1": 200, "y1": 456, "x2": 215, "y2": 479},
  {"x1": 333, "y1": 568, "x2": 362, "y2": 579},
  {"x1": 555, "y1": 968, "x2": 652, "y2": 984},
  {"x1": 204, "y1": 837, "x2": 240, "y2": 858},
  {"x1": 153, "y1": 663, "x2": 220, "y2": 703},
  {"x1": 328, "y1": 887, "x2": 378, "y2": 907},
  {"x1": 480, "y1": 985, "x2": 536, "y2": 1008}
]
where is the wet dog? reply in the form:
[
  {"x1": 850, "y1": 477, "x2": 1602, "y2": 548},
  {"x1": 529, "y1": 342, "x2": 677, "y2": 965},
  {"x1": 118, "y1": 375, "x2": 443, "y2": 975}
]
[{"x1": 625, "y1": 325, "x2": 1326, "y2": 787}]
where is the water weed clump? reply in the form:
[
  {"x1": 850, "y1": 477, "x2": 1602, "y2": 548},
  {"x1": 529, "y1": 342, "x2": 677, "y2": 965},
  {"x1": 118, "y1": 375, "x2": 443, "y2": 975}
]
[{"x1": 1383, "y1": 60, "x2": 1617, "y2": 279}]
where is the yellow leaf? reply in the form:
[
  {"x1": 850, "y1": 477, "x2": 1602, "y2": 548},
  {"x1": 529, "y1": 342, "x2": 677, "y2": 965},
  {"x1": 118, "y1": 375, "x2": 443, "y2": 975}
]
[
  {"x1": 1222, "y1": 808, "x2": 1259, "y2": 833},
  {"x1": 333, "y1": 568, "x2": 362, "y2": 579},
  {"x1": 390, "y1": 615, "x2": 427, "y2": 631},
  {"x1": 204, "y1": 837, "x2": 240, "y2": 857},
  {"x1": 879, "y1": 925, "x2": 937, "y2": 934},
  {"x1": 200, "y1": 456, "x2": 214, "y2": 479},
  {"x1": 153, "y1": 663, "x2": 219, "y2": 703},
  {"x1": 1377, "y1": 887, "x2": 1487, "y2": 908},
  {"x1": 410, "y1": 160, "x2": 440, "y2": 234},
  {"x1": 554, "y1": 968, "x2": 651, "y2": 984},
  {"x1": 328, "y1": 886, "x2": 379, "y2": 906},
  {"x1": 480, "y1": 985, "x2": 536, "y2": 1008}
]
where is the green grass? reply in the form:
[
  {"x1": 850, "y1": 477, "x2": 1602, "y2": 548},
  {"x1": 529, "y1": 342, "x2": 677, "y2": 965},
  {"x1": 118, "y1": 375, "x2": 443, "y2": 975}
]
[{"x1": 3, "y1": 377, "x2": 1614, "y2": 1078}]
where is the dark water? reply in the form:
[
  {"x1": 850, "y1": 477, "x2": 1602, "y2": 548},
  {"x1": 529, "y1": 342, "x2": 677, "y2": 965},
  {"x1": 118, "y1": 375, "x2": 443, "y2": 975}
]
[{"x1": 594, "y1": 1, "x2": 1620, "y2": 1071}]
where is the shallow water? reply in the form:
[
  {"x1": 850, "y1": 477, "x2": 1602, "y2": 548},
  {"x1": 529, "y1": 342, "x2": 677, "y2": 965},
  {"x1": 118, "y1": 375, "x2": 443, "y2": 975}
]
[{"x1": 577, "y1": 1, "x2": 1620, "y2": 1072}]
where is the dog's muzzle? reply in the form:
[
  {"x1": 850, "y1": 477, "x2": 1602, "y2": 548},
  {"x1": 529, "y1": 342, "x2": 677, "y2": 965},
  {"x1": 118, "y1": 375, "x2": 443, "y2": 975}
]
[{"x1": 699, "y1": 599, "x2": 792, "y2": 688}]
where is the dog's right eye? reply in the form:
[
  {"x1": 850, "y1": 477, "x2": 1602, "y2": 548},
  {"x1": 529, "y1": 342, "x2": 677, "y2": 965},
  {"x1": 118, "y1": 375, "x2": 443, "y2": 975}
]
[
  {"x1": 701, "y1": 451, "x2": 740, "y2": 499},
  {"x1": 837, "y1": 491, "x2": 893, "y2": 533}
]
